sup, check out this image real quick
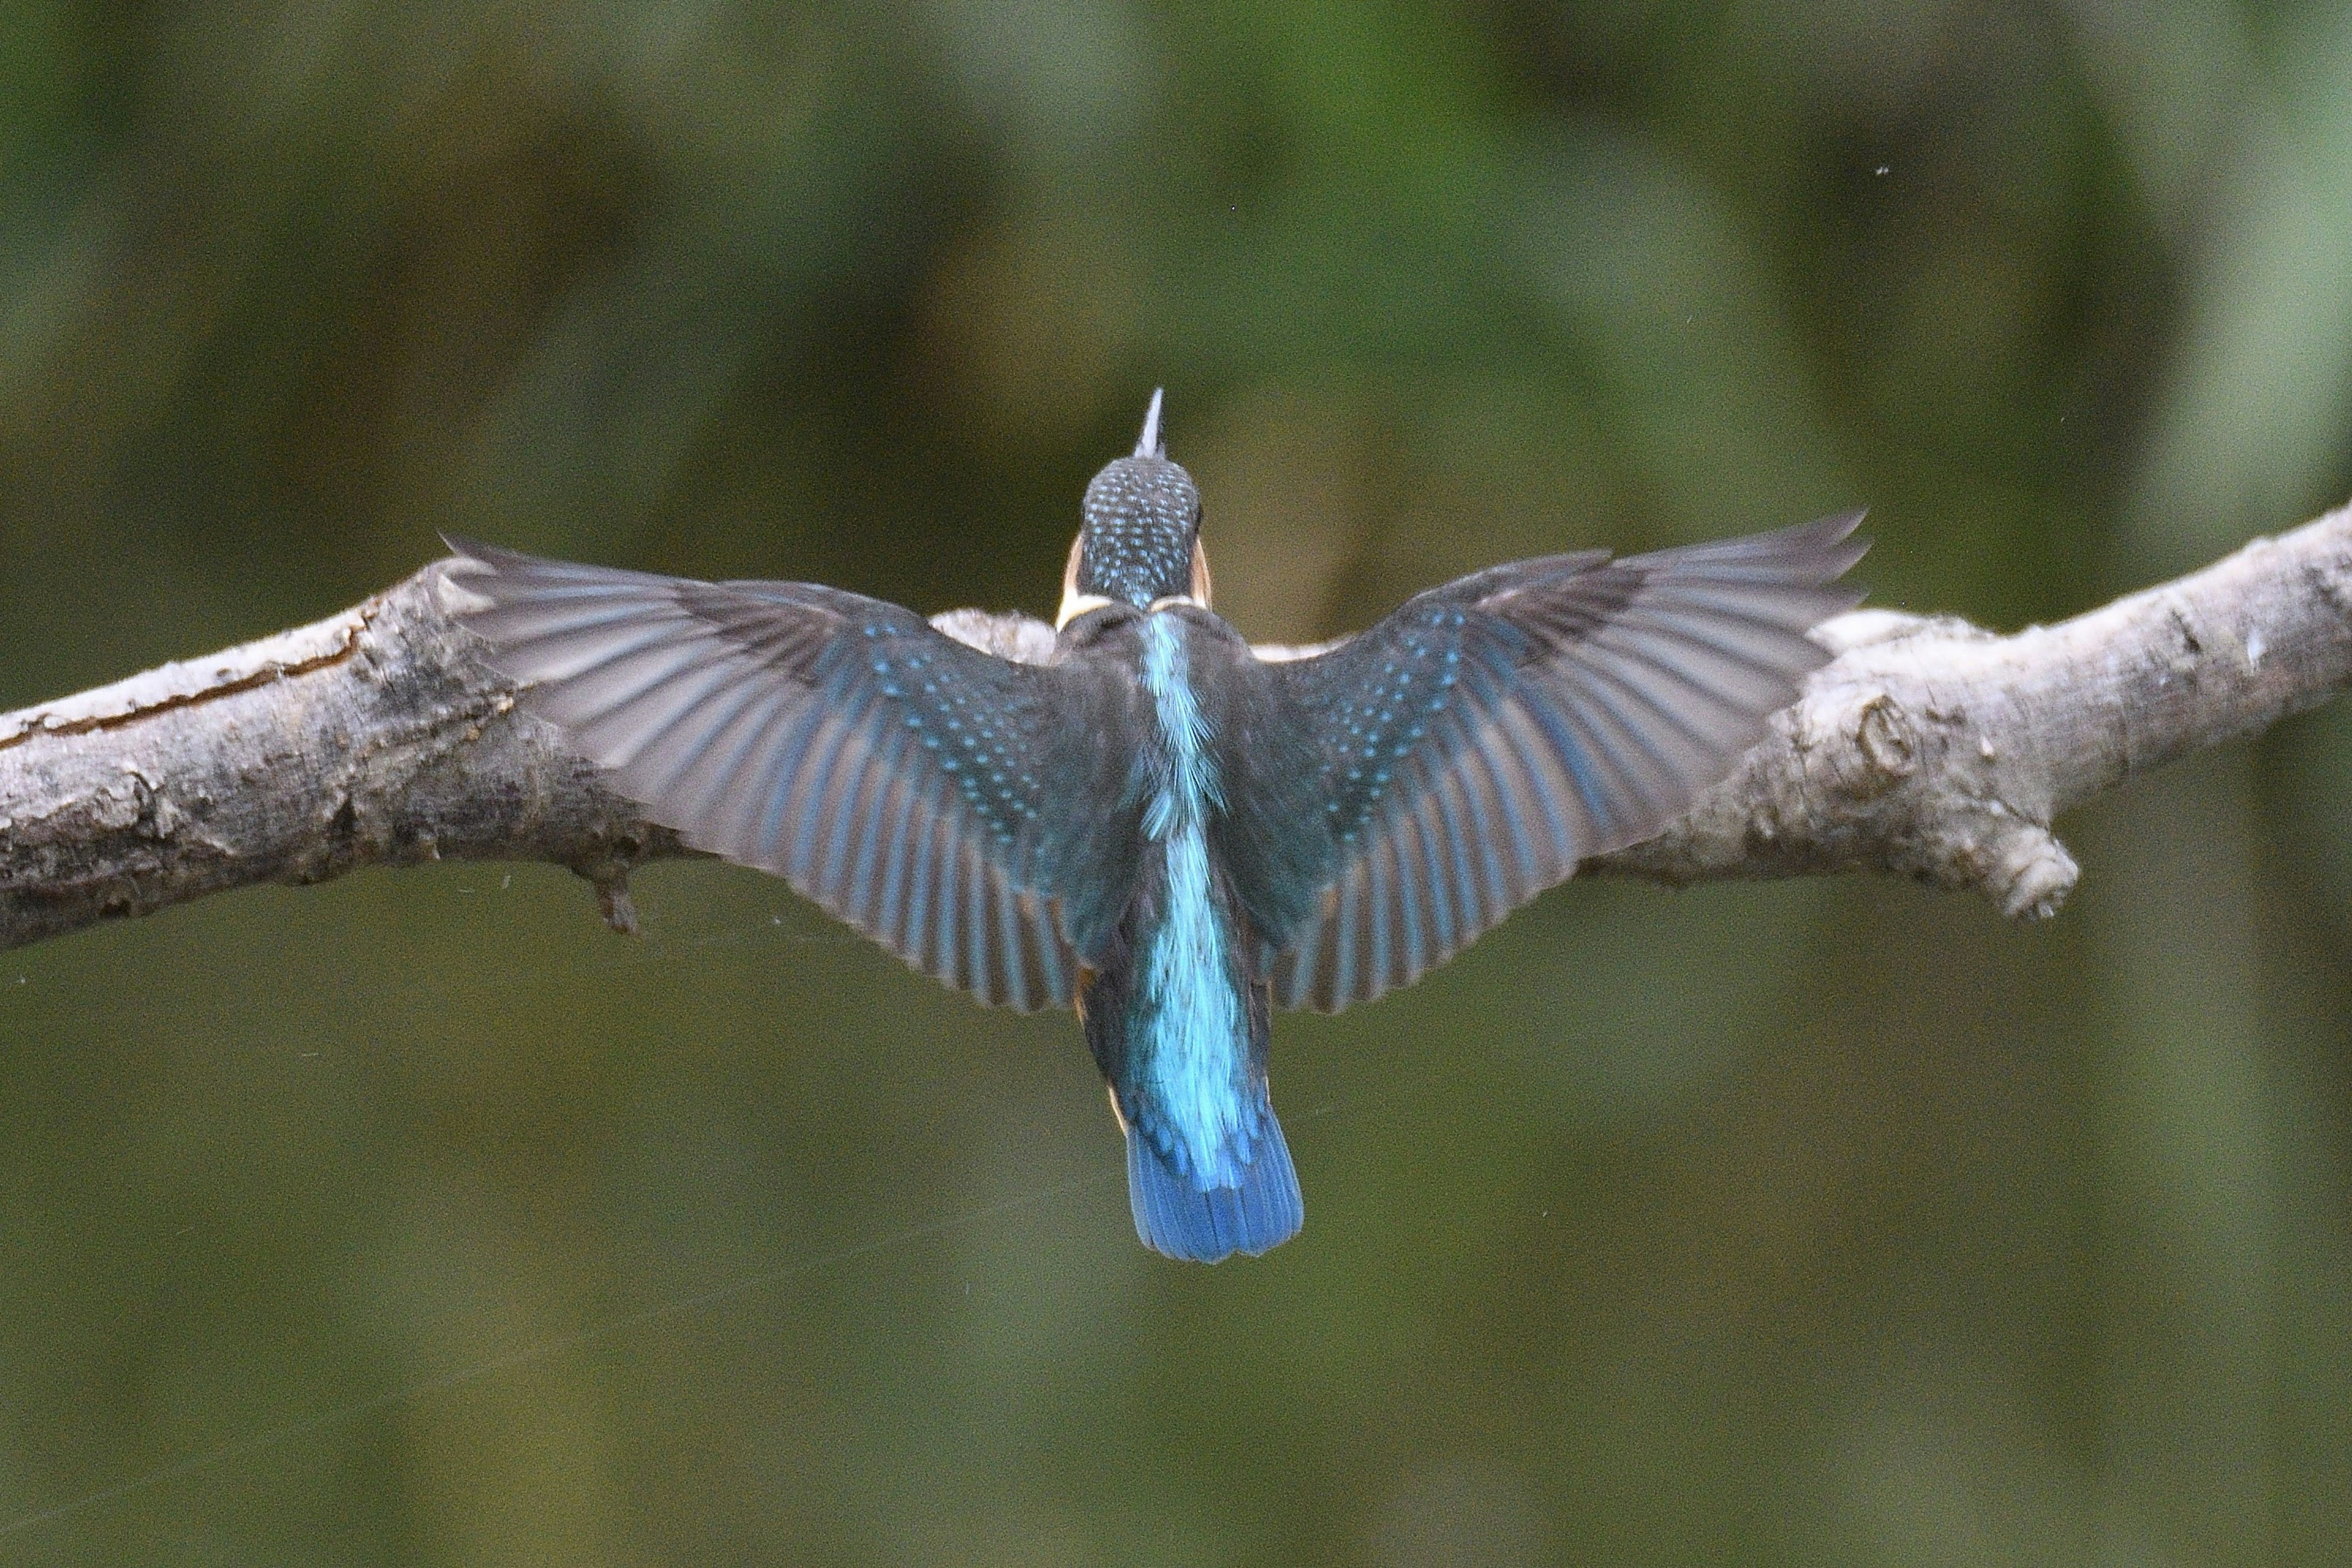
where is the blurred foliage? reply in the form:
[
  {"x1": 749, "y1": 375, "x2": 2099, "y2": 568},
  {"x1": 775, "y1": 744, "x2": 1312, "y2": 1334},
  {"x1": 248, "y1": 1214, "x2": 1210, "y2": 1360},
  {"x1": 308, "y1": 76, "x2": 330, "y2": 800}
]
[{"x1": 4, "y1": 0, "x2": 2352, "y2": 1563}]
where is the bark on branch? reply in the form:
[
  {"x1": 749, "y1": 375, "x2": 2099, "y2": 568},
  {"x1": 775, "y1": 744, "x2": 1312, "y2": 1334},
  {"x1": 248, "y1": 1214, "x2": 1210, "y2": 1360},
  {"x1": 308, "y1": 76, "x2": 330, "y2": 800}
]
[{"x1": 5, "y1": 505, "x2": 2351, "y2": 953}]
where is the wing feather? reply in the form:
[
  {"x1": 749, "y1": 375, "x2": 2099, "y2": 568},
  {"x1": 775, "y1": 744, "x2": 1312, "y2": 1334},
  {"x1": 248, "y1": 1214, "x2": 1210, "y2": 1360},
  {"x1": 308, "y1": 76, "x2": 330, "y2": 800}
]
[
  {"x1": 1262, "y1": 511, "x2": 1864, "y2": 1011},
  {"x1": 441, "y1": 539, "x2": 1105, "y2": 1010}
]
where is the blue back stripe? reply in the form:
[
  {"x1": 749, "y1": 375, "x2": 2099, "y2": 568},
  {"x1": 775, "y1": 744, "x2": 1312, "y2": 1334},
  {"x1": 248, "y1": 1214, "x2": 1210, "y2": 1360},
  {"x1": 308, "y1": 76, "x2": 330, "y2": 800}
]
[{"x1": 1134, "y1": 613, "x2": 1254, "y2": 1191}]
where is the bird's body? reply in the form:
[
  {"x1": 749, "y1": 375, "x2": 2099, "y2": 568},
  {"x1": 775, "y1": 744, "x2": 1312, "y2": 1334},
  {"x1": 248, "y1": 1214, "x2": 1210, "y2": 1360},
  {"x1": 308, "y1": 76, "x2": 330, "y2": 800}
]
[
  {"x1": 442, "y1": 393, "x2": 1864, "y2": 1262},
  {"x1": 1069, "y1": 601, "x2": 1307, "y2": 1257}
]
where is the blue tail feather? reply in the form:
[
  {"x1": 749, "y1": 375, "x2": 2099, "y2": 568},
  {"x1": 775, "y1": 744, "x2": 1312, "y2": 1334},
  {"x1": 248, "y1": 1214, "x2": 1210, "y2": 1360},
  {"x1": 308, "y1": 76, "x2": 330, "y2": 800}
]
[{"x1": 1125, "y1": 1102, "x2": 1303, "y2": 1263}]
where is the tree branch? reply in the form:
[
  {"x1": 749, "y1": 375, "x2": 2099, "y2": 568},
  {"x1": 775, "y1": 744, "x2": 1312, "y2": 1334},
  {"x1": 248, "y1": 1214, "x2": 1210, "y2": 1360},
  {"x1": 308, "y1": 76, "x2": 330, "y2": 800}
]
[{"x1": 5, "y1": 505, "x2": 2350, "y2": 952}]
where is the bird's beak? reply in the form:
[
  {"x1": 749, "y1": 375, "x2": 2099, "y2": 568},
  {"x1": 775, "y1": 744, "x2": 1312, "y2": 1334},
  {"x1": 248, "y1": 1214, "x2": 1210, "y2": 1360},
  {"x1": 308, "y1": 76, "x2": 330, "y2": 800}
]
[{"x1": 1134, "y1": 387, "x2": 1166, "y2": 459}]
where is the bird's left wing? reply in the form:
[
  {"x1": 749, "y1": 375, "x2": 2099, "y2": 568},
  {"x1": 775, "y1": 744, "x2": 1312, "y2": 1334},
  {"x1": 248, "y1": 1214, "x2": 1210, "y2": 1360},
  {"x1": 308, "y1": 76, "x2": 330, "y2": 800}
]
[
  {"x1": 1249, "y1": 513, "x2": 1867, "y2": 1012},
  {"x1": 440, "y1": 541, "x2": 1129, "y2": 1011}
]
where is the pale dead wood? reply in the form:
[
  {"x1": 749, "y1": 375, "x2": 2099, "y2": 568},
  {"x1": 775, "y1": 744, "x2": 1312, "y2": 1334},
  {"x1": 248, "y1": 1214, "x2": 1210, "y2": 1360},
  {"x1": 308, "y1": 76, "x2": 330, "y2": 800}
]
[{"x1": 3, "y1": 504, "x2": 2348, "y2": 952}]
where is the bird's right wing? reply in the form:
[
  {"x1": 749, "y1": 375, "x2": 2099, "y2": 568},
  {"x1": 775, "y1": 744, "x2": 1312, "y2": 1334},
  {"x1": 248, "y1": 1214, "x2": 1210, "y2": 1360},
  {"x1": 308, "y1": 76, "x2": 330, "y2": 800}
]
[
  {"x1": 440, "y1": 541, "x2": 1136, "y2": 1011},
  {"x1": 1253, "y1": 513, "x2": 1867, "y2": 1011}
]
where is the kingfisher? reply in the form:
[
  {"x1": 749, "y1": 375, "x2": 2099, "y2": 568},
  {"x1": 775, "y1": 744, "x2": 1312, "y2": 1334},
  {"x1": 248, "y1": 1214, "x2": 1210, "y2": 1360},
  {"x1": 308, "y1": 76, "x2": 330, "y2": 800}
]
[{"x1": 442, "y1": 392, "x2": 1864, "y2": 1263}]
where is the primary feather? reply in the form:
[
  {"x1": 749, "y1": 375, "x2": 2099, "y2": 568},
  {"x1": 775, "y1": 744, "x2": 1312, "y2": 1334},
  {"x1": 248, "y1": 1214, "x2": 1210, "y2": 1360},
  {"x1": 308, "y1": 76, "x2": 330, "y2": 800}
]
[
  {"x1": 1250, "y1": 512, "x2": 1867, "y2": 1010},
  {"x1": 439, "y1": 539, "x2": 1140, "y2": 1010}
]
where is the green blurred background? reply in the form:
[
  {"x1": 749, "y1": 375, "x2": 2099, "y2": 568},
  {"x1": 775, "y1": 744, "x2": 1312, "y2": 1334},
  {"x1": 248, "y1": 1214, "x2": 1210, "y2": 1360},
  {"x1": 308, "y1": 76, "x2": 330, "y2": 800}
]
[{"x1": 4, "y1": 1, "x2": 2352, "y2": 1562}]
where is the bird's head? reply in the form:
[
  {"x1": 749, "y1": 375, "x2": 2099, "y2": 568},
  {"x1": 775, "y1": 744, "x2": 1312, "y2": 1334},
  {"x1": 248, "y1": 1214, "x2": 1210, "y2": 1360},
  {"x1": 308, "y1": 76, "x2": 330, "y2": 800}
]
[{"x1": 1058, "y1": 390, "x2": 1212, "y2": 627}]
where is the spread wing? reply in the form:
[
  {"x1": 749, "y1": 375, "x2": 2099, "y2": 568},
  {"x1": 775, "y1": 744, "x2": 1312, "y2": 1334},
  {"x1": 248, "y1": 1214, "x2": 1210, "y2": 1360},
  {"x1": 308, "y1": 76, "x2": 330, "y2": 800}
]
[
  {"x1": 1256, "y1": 512, "x2": 1867, "y2": 1011},
  {"x1": 440, "y1": 540, "x2": 1134, "y2": 1011}
]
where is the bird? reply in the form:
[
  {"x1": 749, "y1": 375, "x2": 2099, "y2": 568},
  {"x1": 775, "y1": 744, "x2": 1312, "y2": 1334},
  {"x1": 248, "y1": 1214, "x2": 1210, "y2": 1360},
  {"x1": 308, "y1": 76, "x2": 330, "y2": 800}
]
[{"x1": 439, "y1": 391, "x2": 1865, "y2": 1264}]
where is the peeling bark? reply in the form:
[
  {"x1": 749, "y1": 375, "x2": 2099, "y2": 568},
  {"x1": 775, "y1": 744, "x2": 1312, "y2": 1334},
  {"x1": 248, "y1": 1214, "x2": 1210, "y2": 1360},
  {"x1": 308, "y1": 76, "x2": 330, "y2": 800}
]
[
  {"x1": 0, "y1": 572, "x2": 682, "y2": 950},
  {"x1": 1591, "y1": 510, "x2": 2352, "y2": 915},
  {"x1": 3, "y1": 505, "x2": 2350, "y2": 952}
]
